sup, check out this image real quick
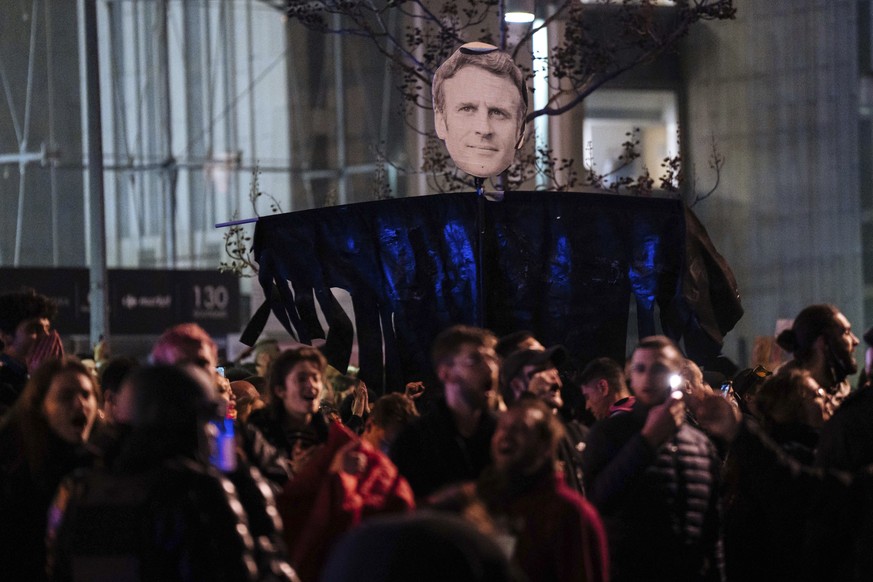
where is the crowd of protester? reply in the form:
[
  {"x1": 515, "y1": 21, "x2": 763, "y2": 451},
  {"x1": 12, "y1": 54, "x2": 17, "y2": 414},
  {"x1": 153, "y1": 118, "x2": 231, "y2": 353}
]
[{"x1": 2, "y1": 287, "x2": 872, "y2": 581}]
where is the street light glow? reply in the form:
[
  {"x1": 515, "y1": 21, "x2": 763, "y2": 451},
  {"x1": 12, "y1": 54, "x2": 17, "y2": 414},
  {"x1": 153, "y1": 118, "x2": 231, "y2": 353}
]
[{"x1": 505, "y1": 11, "x2": 535, "y2": 23}]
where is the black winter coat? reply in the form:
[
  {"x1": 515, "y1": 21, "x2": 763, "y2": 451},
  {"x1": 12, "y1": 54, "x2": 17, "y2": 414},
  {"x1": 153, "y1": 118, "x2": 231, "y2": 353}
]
[
  {"x1": 0, "y1": 415, "x2": 95, "y2": 582},
  {"x1": 581, "y1": 401, "x2": 724, "y2": 582},
  {"x1": 390, "y1": 398, "x2": 496, "y2": 499},
  {"x1": 47, "y1": 457, "x2": 259, "y2": 582},
  {"x1": 727, "y1": 419, "x2": 873, "y2": 582}
]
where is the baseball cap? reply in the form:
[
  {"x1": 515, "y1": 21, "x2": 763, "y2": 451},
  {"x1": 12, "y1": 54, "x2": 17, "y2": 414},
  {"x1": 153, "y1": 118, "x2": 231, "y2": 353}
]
[{"x1": 501, "y1": 345, "x2": 567, "y2": 387}]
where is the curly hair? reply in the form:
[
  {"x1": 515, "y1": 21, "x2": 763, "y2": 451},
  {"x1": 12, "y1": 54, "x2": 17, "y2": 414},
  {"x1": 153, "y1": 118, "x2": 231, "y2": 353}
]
[
  {"x1": 369, "y1": 393, "x2": 419, "y2": 433},
  {"x1": 267, "y1": 346, "x2": 327, "y2": 415},
  {"x1": 0, "y1": 288, "x2": 58, "y2": 336}
]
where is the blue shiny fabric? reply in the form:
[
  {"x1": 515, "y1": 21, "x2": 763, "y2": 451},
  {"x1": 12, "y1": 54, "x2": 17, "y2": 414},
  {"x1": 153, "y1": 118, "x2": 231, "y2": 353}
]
[{"x1": 253, "y1": 191, "x2": 735, "y2": 392}]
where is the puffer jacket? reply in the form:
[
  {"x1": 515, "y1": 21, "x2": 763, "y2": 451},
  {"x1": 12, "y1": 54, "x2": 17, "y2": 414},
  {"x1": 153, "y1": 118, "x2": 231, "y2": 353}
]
[
  {"x1": 47, "y1": 457, "x2": 262, "y2": 582},
  {"x1": 582, "y1": 401, "x2": 724, "y2": 582}
]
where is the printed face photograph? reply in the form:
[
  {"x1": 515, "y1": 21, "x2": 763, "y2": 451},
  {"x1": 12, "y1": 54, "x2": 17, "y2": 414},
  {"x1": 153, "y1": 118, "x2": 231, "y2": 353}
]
[{"x1": 434, "y1": 65, "x2": 524, "y2": 178}]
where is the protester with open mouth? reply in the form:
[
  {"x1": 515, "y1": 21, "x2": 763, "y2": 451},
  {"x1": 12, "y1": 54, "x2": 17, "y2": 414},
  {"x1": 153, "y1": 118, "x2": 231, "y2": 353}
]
[
  {"x1": 428, "y1": 399, "x2": 609, "y2": 582},
  {"x1": 250, "y1": 346, "x2": 413, "y2": 581},
  {"x1": 0, "y1": 357, "x2": 99, "y2": 582},
  {"x1": 249, "y1": 346, "x2": 332, "y2": 465}
]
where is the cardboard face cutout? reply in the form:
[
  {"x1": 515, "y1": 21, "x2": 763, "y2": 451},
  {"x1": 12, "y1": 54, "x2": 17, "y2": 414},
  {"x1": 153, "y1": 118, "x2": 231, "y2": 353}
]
[{"x1": 433, "y1": 42, "x2": 527, "y2": 179}]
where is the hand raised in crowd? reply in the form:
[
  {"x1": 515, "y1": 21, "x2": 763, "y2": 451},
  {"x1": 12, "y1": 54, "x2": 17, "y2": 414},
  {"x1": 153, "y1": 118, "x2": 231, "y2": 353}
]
[
  {"x1": 351, "y1": 380, "x2": 369, "y2": 417},
  {"x1": 404, "y1": 381, "x2": 425, "y2": 400},
  {"x1": 695, "y1": 393, "x2": 742, "y2": 443},
  {"x1": 26, "y1": 329, "x2": 64, "y2": 373},
  {"x1": 641, "y1": 394, "x2": 685, "y2": 448}
]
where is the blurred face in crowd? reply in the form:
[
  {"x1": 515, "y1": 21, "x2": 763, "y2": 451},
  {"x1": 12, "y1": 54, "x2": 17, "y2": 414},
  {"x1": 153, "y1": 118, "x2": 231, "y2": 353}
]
[
  {"x1": 214, "y1": 372, "x2": 234, "y2": 406},
  {"x1": 155, "y1": 336, "x2": 218, "y2": 375},
  {"x1": 518, "y1": 364, "x2": 563, "y2": 410},
  {"x1": 628, "y1": 345, "x2": 683, "y2": 407},
  {"x1": 112, "y1": 378, "x2": 135, "y2": 426},
  {"x1": 438, "y1": 342, "x2": 499, "y2": 412},
  {"x1": 157, "y1": 338, "x2": 227, "y2": 402},
  {"x1": 680, "y1": 360, "x2": 715, "y2": 410},
  {"x1": 256, "y1": 352, "x2": 272, "y2": 377},
  {"x1": 1, "y1": 316, "x2": 50, "y2": 357},
  {"x1": 176, "y1": 340, "x2": 218, "y2": 373},
  {"x1": 826, "y1": 312, "x2": 860, "y2": 375},
  {"x1": 492, "y1": 405, "x2": 549, "y2": 475},
  {"x1": 276, "y1": 360, "x2": 324, "y2": 420},
  {"x1": 255, "y1": 342, "x2": 279, "y2": 377},
  {"x1": 581, "y1": 378, "x2": 611, "y2": 420},
  {"x1": 435, "y1": 66, "x2": 524, "y2": 178},
  {"x1": 43, "y1": 370, "x2": 98, "y2": 444},
  {"x1": 230, "y1": 380, "x2": 263, "y2": 423}
]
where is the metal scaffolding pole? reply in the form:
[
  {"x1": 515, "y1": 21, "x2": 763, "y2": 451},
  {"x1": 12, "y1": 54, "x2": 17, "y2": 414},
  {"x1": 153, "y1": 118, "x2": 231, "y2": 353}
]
[
  {"x1": 332, "y1": 13, "x2": 347, "y2": 205},
  {"x1": 81, "y1": 0, "x2": 109, "y2": 347}
]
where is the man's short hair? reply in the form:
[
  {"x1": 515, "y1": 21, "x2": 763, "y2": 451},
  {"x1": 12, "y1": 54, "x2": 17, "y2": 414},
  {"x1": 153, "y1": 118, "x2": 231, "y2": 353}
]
[
  {"x1": 123, "y1": 365, "x2": 216, "y2": 458},
  {"x1": 99, "y1": 356, "x2": 140, "y2": 396},
  {"x1": 495, "y1": 330, "x2": 538, "y2": 359},
  {"x1": 577, "y1": 357, "x2": 625, "y2": 393},
  {"x1": 150, "y1": 323, "x2": 217, "y2": 366},
  {"x1": 500, "y1": 346, "x2": 566, "y2": 387},
  {"x1": 431, "y1": 324, "x2": 497, "y2": 368},
  {"x1": 432, "y1": 45, "x2": 528, "y2": 124},
  {"x1": 0, "y1": 288, "x2": 57, "y2": 335},
  {"x1": 633, "y1": 335, "x2": 684, "y2": 367}
]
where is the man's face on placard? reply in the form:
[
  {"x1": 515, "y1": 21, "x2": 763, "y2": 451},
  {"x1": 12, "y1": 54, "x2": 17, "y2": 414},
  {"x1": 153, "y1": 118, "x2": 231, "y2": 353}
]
[{"x1": 435, "y1": 66, "x2": 524, "y2": 178}]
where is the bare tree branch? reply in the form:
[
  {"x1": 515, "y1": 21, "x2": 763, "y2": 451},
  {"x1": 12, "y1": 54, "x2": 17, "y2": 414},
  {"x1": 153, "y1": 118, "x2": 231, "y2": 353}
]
[
  {"x1": 692, "y1": 134, "x2": 725, "y2": 207},
  {"x1": 259, "y1": 0, "x2": 735, "y2": 195}
]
